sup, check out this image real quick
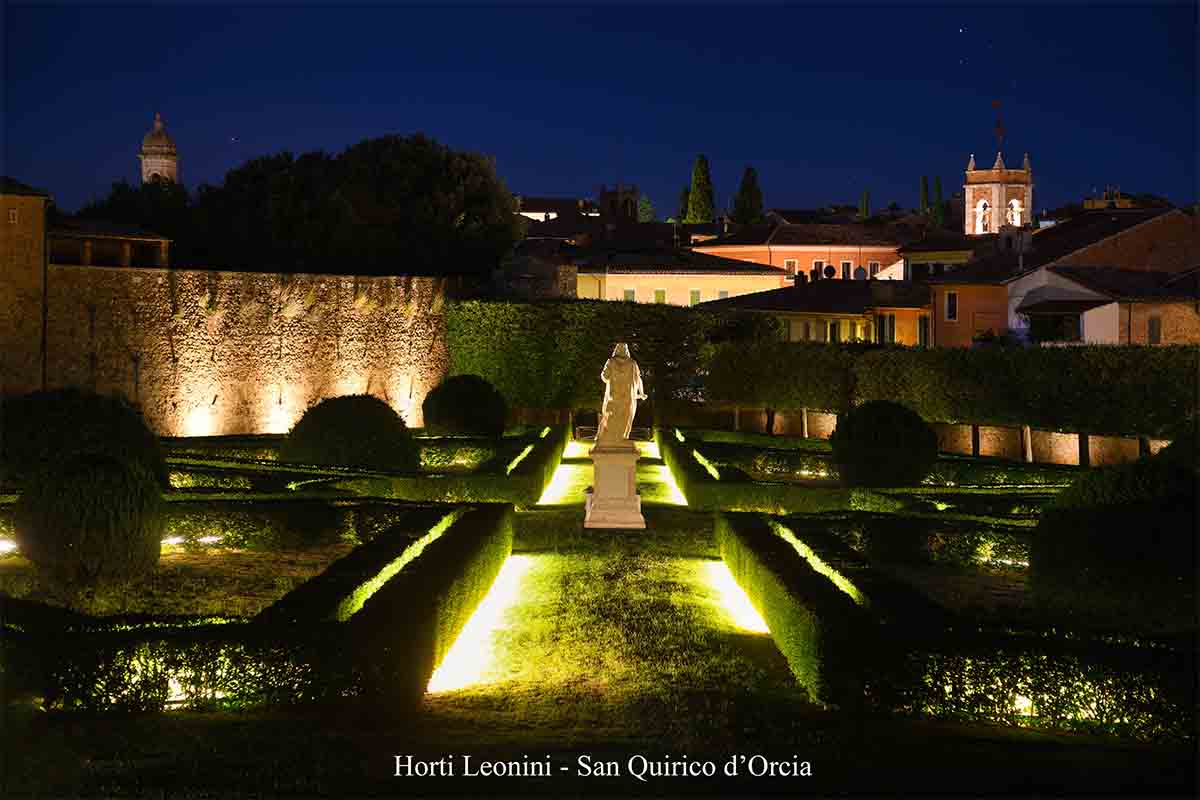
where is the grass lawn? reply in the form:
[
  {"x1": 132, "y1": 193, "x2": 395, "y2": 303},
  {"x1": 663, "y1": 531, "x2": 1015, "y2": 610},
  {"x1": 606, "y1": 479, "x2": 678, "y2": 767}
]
[{"x1": 0, "y1": 540, "x2": 355, "y2": 617}]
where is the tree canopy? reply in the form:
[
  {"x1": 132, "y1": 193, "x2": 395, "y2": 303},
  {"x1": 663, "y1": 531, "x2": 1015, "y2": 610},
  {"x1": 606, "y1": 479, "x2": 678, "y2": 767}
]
[
  {"x1": 731, "y1": 166, "x2": 764, "y2": 225},
  {"x1": 685, "y1": 155, "x2": 715, "y2": 223},
  {"x1": 637, "y1": 195, "x2": 656, "y2": 222},
  {"x1": 77, "y1": 133, "x2": 523, "y2": 276}
]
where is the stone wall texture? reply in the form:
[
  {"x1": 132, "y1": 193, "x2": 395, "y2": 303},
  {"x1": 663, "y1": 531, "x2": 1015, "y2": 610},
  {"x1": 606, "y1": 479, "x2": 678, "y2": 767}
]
[
  {"x1": 0, "y1": 194, "x2": 47, "y2": 395},
  {"x1": 33, "y1": 265, "x2": 448, "y2": 435}
]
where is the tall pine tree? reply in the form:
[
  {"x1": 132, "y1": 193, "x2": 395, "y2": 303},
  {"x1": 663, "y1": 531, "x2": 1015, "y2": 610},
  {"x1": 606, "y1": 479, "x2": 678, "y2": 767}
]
[
  {"x1": 731, "y1": 166, "x2": 765, "y2": 225},
  {"x1": 920, "y1": 175, "x2": 930, "y2": 215},
  {"x1": 685, "y1": 155, "x2": 716, "y2": 223},
  {"x1": 858, "y1": 189, "x2": 870, "y2": 221}
]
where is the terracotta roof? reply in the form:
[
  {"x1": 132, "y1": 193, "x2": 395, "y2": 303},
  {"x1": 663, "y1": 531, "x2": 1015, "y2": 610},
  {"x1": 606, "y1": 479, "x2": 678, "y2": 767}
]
[
  {"x1": 573, "y1": 246, "x2": 784, "y2": 275},
  {"x1": 699, "y1": 279, "x2": 929, "y2": 314},
  {"x1": 1048, "y1": 265, "x2": 1200, "y2": 301},
  {"x1": 1016, "y1": 298, "x2": 1112, "y2": 315},
  {"x1": 898, "y1": 231, "x2": 989, "y2": 254},
  {"x1": 1, "y1": 176, "x2": 49, "y2": 197},
  {"x1": 694, "y1": 224, "x2": 776, "y2": 246},
  {"x1": 768, "y1": 223, "x2": 903, "y2": 247},
  {"x1": 51, "y1": 216, "x2": 170, "y2": 241},
  {"x1": 928, "y1": 208, "x2": 1180, "y2": 286}
]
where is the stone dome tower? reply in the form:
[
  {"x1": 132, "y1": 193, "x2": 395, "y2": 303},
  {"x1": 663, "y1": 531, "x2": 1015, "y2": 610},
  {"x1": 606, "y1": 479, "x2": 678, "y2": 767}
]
[{"x1": 139, "y1": 112, "x2": 178, "y2": 183}]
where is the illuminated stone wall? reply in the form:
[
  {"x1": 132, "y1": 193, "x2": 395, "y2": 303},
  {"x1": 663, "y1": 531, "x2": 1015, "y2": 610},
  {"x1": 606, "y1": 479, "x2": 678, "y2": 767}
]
[{"x1": 43, "y1": 265, "x2": 449, "y2": 435}]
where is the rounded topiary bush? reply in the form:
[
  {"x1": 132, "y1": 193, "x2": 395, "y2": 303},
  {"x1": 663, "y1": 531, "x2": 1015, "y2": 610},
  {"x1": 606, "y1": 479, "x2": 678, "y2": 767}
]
[
  {"x1": 280, "y1": 394, "x2": 419, "y2": 472},
  {"x1": 14, "y1": 455, "x2": 164, "y2": 583},
  {"x1": 422, "y1": 375, "x2": 508, "y2": 437},
  {"x1": 829, "y1": 400, "x2": 938, "y2": 487},
  {"x1": 1, "y1": 388, "x2": 168, "y2": 490}
]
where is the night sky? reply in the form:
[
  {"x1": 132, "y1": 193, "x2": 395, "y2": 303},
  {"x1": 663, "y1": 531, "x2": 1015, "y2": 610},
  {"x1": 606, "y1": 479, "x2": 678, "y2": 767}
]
[{"x1": 5, "y1": 2, "x2": 1196, "y2": 216}]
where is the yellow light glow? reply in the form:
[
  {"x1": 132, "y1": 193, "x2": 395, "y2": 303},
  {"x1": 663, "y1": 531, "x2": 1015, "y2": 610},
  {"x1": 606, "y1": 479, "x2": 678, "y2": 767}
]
[
  {"x1": 539, "y1": 426, "x2": 551, "y2": 439},
  {"x1": 197, "y1": 535, "x2": 222, "y2": 545},
  {"x1": 1013, "y1": 693, "x2": 1034, "y2": 716},
  {"x1": 161, "y1": 536, "x2": 185, "y2": 546},
  {"x1": 536, "y1": 463, "x2": 585, "y2": 505},
  {"x1": 693, "y1": 448, "x2": 721, "y2": 480},
  {"x1": 562, "y1": 439, "x2": 591, "y2": 459},
  {"x1": 704, "y1": 560, "x2": 769, "y2": 633},
  {"x1": 265, "y1": 400, "x2": 294, "y2": 435},
  {"x1": 427, "y1": 555, "x2": 533, "y2": 693},
  {"x1": 675, "y1": 428, "x2": 686, "y2": 443},
  {"x1": 769, "y1": 521, "x2": 869, "y2": 608},
  {"x1": 505, "y1": 444, "x2": 535, "y2": 475},
  {"x1": 183, "y1": 405, "x2": 216, "y2": 437},
  {"x1": 0, "y1": 539, "x2": 18, "y2": 554},
  {"x1": 637, "y1": 439, "x2": 661, "y2": 460},
  {"x1": 642, "y1": 464, "x2": 688, "y2": 506}
]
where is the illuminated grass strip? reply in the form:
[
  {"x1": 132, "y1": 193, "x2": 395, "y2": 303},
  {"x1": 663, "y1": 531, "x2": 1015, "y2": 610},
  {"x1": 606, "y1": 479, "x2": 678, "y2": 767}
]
[
  {"x1": 505, "y1": 444, "x2": 536, "y2": 475},
  {"x1": 768, "y1": 520, "x2": 869, "y2": 609},
  {"x1": 335, "y1": 507, "x2": 468, "y2": 621},
  {"x1": 427, "y1": 554, "x2": 533, "y2": 692},
  {"x1": 692, "y1": 448, "x2": 721, "y2": 480},
  {"x1": 637, "y1": 439, "x2": 661, "y2": 460},
  {"x1": 703, "y1": 560, "x2": 769, "y2": 633},
  {"x1": 562, "y1": 439, "x2": 591, "y2": 459}
]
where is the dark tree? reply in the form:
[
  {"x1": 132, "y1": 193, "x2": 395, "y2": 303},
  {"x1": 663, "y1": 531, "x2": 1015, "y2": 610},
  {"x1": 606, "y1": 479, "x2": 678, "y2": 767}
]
[
  {"x1": 731, "y1": 166, "x2": 765, "y2": 225},
  {"x1": 78, "y1": 179, "x2": 196, "y2": 262},
  {"x1": 685, "y1": 154, "x2": 716, "y2": 223},
  {"x1": 677, "y1": 186, "x2": 691, "y2": 221},
  {"x1": 857, "y1": 189, "x2": 870, "y2": 221},
  {"x1": 637, "y1": 195, "x2": 656, "y2": 223},
  {"x1": 919, "y1": 175, "x2": 930, "y2": 215},
  {"x1": 933, "y1": 176, "x2": 945, "y2": 227}
]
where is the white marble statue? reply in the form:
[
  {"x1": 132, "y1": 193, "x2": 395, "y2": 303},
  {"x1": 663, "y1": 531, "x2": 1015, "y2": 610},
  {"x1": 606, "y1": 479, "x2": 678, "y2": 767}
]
[{"x1": 595, "y1": 342, "x2": 646, "y2": 446}]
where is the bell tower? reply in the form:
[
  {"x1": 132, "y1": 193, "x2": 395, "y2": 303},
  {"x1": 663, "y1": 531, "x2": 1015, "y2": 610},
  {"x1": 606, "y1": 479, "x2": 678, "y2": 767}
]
[
  {"x1": 139, "y1": 112, "x2": 179, "y2": 183},
  {"x1": 963, "y1": 151, "x2": 1033, "y2": 235}
]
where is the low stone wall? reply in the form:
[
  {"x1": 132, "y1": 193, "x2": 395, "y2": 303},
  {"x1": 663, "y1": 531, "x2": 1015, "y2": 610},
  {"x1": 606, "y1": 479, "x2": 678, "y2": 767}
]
[{"x1": 40, "y1": 265, "x2": 450, "y2": 435}]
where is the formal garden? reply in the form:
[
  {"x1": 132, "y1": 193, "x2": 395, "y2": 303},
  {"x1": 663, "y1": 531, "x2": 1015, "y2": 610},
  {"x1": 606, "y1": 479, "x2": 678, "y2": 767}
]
[{"x1": 1, "y1": 301, "x2": 1196, "y2": 795}]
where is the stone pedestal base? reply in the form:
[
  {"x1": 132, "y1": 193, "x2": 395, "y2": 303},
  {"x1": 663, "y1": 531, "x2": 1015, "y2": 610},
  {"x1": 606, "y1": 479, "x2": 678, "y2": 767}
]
[{"x1": 584, "y1": 444, "x2": 645, "y2": 529}]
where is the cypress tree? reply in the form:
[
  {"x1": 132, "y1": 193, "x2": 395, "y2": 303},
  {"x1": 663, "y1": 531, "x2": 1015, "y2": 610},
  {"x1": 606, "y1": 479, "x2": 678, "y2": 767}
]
[
  {"x1": 731, "y1": 166, "x2": 765, "y2": 225},
  {"x1": 637, "y1": 195, "x2": 656, "y2": 223},
  {"x1": 678, "y1": 186, "x2": 691, "y2": 221},
  {"x1": 920, "y1": 176, "x2": 930, "y2": 215},
  {"x1": 858, "y1": 189, "x2": 870, "y2": 221},
  {"x1": 933, "y1": 177, "x2": 945, "y2": 227},
  {"x1": 685, "y1": 155, "x2": 716, "y2": 223}
]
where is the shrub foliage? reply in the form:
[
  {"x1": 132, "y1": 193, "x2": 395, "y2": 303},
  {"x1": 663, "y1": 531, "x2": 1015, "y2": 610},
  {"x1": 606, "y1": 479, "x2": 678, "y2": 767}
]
[
  {"x1": 15, "y1": 455, "x2": 164, "y2": 583},
  {"x1": 1, "y1": 388, "x2": 168, "y2": 489},
  {"x1": 422, "y1": 375, "x2": 508, "y2": 436},
  {"x1": 829, "y1": 400, "x2": 938, "y2": 487},
  {"x1": 280, "y1": 395, "x2": 419, "y2": 472}
]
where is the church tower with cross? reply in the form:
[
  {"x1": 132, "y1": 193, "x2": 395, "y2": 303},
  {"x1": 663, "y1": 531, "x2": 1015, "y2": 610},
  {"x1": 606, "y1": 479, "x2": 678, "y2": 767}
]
[
  {"x1": 963, "y1": 103, "x2": 1033, "y2": 235},
  {"x1": 139, "y1": 112, "x2": 179, "y2": 184}
]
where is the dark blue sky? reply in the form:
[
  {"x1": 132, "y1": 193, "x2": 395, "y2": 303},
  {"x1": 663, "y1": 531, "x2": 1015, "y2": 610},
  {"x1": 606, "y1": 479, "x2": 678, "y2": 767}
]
[{"x1": 5, "y1": 3, "x2": 1196, "y2": 215}]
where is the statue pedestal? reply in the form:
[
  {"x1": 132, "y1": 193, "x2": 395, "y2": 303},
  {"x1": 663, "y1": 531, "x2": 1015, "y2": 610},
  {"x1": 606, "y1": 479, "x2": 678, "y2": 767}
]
[{"x1": 584, "y1": 444, "x2": 645, "y2": 529}]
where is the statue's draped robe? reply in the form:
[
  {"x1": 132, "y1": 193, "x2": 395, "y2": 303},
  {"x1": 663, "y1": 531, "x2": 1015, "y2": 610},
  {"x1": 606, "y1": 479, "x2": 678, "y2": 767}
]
[{"x1": 596, "y1": 356, "x2": 644, "y2": 445}]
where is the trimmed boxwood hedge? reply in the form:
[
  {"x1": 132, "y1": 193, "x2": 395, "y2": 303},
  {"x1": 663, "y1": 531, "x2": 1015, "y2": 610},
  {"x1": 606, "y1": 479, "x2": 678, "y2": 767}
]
[
  {"x1": 280, "y1": 394, "x2": 420, "y2": 473},
  {"x1": 657, "y1": 429, "x2": 904, "y2": 514},
  {"x1": 422, "y1": 375, "x2": 508, "y2": 436},
  {"x1": 702, "y1": 342, "x2": 1198, "y2": 438},
  {"x1": 829, "y1": 400, "x2": 938, "y2": 487},
  {"x1": 3, "y1": 502, "x2": 516, "y2": 713},
  {"x1": 716, "y1": 512, "x2": 871, "y2": 707}
]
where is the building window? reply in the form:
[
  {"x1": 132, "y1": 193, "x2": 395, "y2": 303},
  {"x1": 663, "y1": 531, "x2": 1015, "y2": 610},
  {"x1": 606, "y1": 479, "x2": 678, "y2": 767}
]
[
  {"x1": 7, "y1": 209, "x2": 17, "y2": 224},
  {"x1": 1148, "y1": 315, "x2": 1162, "y2": 344},
  {"x1": 828, "y1": 320, "x2": 840, "y2": 343},
  {"x1": 841, "y1": 261, "x2": 852, "y2": 280},
  {"x1": 945, "y1": 291, "x2": 958, "y2": 322},
  {"x1": 654, "y1": 288, "x2": 666, "y2": 304},
  {"x1": 718, "y1": 290, "x2": 729, "y2": 300},
  {"x1": 784, "y1": 259, "x2": 798, "y2": 274},
  {"x1": 689, "y1": 289, "x2": 701, "y2": 306},
  {"x1": 853, "y1": 266, "x2": 867, "y2": 280},
  {"x1": 875, "y1": 314, "x2": 897, "y2": 344},
  {"x1": 812, "y1": 260, "x2": 824, "y2": 280},
  {"x1": 623, "y1": 288, "x2": 636, "y2": 302},
  {"x1": 869, "y1": 261, "x2": 880, "y2": 277},
  {"x1": 918, "y1": 315, "x2": 930, "y2": 347}
]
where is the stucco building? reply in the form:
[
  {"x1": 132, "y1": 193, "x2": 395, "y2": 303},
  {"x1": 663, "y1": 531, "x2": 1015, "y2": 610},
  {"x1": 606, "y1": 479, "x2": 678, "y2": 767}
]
[{"x1": 573, "y1": 246, "x2": 788, "y2": 305}]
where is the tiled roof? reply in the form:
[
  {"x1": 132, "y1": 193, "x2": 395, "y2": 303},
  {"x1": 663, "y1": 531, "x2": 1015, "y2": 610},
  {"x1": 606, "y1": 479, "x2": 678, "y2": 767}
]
[
  {"x1": 1048, "y1": 265, "x2": 1200, "y2": 301},
  {"x1": 693, "y1": 224, "x2": 776, "y2": 247},
  {"x1": 51, "y1": 216, "x2": 170, "y2": 241},
  {"x1": 1, "y1": 176, "x2": 49, "y2": 197},
  {"x1": 768, "y1": 223, "x2": 904, "y2": 247},
  {"x1": 928, "y1": 208, "x2": 1180, "y2": 286},
  {"x1": 898, "y1": 231, "x2": 989, "y2": 254},
  {"x1": 699, "y1": 279, "x2": 929, "y2": 314},
  {"x1": 573, "y1": 246, "x2": 785, "y2": 275},
  {"x1": 1016, "y1": 298, "x2": 1112, "y2": 315}
]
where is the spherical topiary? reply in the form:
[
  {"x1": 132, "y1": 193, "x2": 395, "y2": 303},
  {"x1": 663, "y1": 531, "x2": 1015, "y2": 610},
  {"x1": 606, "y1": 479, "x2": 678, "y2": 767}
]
[
  {"x1": 1, "y1": 388, "x2": 168, "y2": 490},
  {"x1": 829, "y1": 400, "x2": 938, "y2": 487},
  {"x1": 421, "y1": 375, "x2": 508, "y2": 437},
  {"x1": 14, "y1": 455, "x2": 164, "y2": 584},
  {"x1": 280, "y1": 394, "x2": 419, "y2": 472}
]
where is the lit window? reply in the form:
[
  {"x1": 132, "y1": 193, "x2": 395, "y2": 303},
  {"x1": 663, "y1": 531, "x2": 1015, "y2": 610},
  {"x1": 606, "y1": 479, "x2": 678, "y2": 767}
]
[
  {"x1": 841, "y1": 261, "x2": 852, "y2": 280},
  {"x1": 812, "y1": 260, "x2": 824, "y2": 280},
  {"x1": 784, "y1": 259, "x2": 798, "y2": 274},
  {"x1": 945, "y1": 291, "x2": 958, "y2": 322},
  {"x1": 7, "y1": 209, "x2": 16, "y2": 224},
  {"x1": 1148, "y1": 315, "x2": 1162, "y2": 344},
  {"x1": 718, "y1": 290, "x2": 729, "y2": 299},
  {"x1": 869, "y1": 261, "x2": 880, "y2": 277},
  {"x1": 654, "y1": 288, "x2": 666, "y2": 304},
  {"x1": 623, "y1": 288, "x2": 636, "y2": 302},
  {"x1": 975, "y1": 200, "x2": 991, "y2": 234},
  {"x1": 689, "y1": 289, "x2": 701, "y2": 306},
  {"x1": 1007, "y1": 199, "x2": 1023, "y2": 226}
]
